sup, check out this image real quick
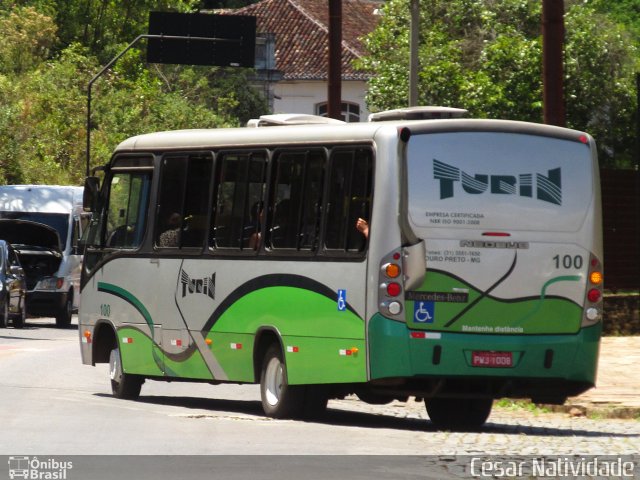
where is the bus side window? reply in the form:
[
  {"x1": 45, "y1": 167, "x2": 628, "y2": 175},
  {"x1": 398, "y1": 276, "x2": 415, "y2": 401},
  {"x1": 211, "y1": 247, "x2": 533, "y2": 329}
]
[
  {"x1": 211, "y1": 151, "x2": 266, "y2": 250},
  {"x1": 155, "y1": 153, "x2": 213, "y2": 249},
  {"x1": 267, "y1": 149, "x2": 325, "y2": 251},
  {"x1": 324, "y1": 148, "x2": 373, "y2": 253},
  {"x1": 182, "y1": 155, "x2": 213, "y2": 247}
]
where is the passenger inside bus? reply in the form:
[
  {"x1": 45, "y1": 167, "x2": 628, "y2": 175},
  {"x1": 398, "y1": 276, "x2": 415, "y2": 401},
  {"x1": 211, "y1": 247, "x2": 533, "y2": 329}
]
[
  {"x1": 247, "y1": 201, "x2": 264, "y2": 250},
  {"x1": 356, "y1": 217, "x2": 369, "y2": 239},
  {"x1": 158, "y1": 212, "x2": 181, "y2": 247}
]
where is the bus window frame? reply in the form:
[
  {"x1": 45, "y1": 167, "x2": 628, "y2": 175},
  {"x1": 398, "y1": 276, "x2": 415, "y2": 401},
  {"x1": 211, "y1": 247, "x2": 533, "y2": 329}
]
[
  {"x1": 99, "y1": 154, "x2": 154, "y2": 252},
  {"x1": 208, "y1": 148, "x2": 270, "y2": 256},
  {"x1": 318, "y1": 145, "x2": 374, "y2": 259},
  {"x1": 263, "y1": 146, "x2": 328, "y2": 257},
  {"x1": 153, "y1": 150, "x2": 215, "y2": 255}
]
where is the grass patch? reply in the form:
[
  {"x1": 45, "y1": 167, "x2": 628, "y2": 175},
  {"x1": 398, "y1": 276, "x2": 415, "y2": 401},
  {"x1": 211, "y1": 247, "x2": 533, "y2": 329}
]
[{"x1": 495, "y1": 399, "x2": 552, "y2": 415}]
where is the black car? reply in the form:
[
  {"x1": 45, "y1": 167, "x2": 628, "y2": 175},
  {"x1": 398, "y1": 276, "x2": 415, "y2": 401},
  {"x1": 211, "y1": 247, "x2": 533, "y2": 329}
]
[{"x1": 0, "y1": 240, "x2": 27, "y2": 328}]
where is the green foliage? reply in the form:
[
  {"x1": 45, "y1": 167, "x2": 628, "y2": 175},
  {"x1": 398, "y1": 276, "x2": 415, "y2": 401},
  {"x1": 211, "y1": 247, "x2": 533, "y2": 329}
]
[
  {"x1": 0, "y1": 2, "x2": 267, "y2": 185},
  {"x1": 358, "y1": 0, "x2": 639, "y2": 168},
  {"x1": 0, "y1": 6, "x2": 57, "y2": 74}
]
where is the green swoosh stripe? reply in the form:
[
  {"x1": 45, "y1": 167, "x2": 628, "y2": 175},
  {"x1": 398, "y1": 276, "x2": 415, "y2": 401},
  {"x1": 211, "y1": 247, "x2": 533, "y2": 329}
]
[
  {"x1": 98, "y1": 282, "x2": 155, "y2": 334},
  {"x1": 515, "y1": 275, "x2": 581, "y2": 325}
]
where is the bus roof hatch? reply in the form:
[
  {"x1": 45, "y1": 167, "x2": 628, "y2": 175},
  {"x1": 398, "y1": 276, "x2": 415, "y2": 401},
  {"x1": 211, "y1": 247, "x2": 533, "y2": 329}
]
[
  {"x1": 246, "y1": 114, "x2": 345, "y2": 127},
  {"x1": 368, "y1": 106, "x2": 468, "y2": 122}
]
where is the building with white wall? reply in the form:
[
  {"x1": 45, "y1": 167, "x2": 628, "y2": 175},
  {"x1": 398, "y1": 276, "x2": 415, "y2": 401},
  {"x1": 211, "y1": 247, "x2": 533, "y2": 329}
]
[{"x1": 231, "y1": 0, "x2": 382, "y2": 122}]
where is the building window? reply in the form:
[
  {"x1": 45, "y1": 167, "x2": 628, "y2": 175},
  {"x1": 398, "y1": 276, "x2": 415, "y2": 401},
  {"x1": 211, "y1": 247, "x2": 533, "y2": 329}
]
[{"x1": 316, "y1": 102, "x2": 361, "y2": 123}]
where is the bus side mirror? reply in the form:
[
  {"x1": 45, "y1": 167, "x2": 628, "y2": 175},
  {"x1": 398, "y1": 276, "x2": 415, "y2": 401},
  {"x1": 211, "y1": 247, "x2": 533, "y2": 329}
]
[{"x1": 83, "y1": 176, "x2": 100, "y2": 212}]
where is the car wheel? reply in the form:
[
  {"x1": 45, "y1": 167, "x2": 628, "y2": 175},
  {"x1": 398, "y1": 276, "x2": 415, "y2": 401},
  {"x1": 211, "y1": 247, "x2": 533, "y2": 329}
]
[
  {"x1": 55, "y1": 293, "x2": 73, "y2": 328},
  {"x1": 0, "y1": 297, "x2": 7, "y2": 328},
  {"x1": 12, "y1": 296, "x2": 25, "y2": 329}
]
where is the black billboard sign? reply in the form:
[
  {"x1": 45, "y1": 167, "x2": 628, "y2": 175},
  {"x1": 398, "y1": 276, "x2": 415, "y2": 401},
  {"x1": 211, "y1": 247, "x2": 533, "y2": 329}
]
[{"x1": 147, "y1": 12, "x2": 255, "y2": 68}]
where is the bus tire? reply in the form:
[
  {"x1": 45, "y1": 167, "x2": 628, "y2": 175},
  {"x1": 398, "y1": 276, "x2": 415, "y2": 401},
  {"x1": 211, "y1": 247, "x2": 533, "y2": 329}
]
[
  {"x1": 55, "y1": 292, "x2": 73, "y2": 328},
  {"x1": 425, "y1": 397, "x2": 492, "y2": 430},
  {"x1": 260, "y1": 344, "x2": 305, "y2": 419},
  {"x1": 302, "y1": 385, "x2": 329, "y2": 419},
  {"x1": 109, "y1": 347, "x2": 143, "y2": 400}
]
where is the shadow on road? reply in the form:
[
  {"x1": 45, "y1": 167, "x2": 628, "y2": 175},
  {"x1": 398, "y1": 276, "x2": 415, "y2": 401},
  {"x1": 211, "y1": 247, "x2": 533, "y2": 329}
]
[
  {"x1": 0, "y1": 320, "x2": 77, "y2": 339},
  {"x1": 95, "y1": 392, "x2": 639, "y2": 438}
]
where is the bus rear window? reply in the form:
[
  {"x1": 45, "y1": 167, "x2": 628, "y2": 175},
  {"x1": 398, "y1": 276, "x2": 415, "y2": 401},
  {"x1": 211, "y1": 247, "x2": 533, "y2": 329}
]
[{"x1": 406, "y1": 132, "x2": 593, "y2": 233}]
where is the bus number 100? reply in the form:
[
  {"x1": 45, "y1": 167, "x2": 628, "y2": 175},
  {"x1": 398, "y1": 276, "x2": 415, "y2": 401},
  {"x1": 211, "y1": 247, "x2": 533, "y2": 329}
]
[
  {"x1": 553, "y1": 254, "x2": 583, "y2": 270},
  {"x1": 100, "y1": 304, "x2": 111, "y2": 317}
]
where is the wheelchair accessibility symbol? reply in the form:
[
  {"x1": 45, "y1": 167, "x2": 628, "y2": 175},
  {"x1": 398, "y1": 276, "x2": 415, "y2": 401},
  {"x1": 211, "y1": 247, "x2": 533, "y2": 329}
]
[
  {"x1": 414, "y1": 301, "x2": 435, "y2": 323},
  {"x1": 337, "y1": 289, "x2": 347, "y2": 311}
]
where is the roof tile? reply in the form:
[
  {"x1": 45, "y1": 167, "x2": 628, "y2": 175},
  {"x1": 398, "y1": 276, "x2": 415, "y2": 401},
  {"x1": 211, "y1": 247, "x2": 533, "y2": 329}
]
[{"x1": 227, "y1": 0, "x2": 381, "y2": 80}]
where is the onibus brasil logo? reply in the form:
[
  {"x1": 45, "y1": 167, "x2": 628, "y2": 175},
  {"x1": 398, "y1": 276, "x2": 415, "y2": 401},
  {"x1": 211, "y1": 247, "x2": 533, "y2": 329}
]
[
  {"x1": 8, "y1": 456, "x2": 73, "y2": 479},
  {"x1": 433, "y1": 159, "x2": 562, "y2": 206}
]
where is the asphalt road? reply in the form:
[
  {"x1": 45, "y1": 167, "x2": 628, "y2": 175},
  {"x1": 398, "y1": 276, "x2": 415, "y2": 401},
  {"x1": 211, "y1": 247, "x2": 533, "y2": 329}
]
[{"x1": 1, "y1": 317, "x2": 638, "y2": 479}]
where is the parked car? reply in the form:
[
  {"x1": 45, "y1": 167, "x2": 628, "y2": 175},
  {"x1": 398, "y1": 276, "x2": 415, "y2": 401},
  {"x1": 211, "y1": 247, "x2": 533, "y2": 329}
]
[{"x1": 0, "y1": 239, "x2": 27, "y2": 328}]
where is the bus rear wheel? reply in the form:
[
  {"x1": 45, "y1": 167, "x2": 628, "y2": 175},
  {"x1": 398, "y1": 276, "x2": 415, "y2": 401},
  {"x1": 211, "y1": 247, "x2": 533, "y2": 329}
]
[
  {"x1": 260, "y1": 344, "x2": 305, "y2": 419},
  {"x1": 425, "y1": 397, "x2": 492, "y2": 430},
  {"x1": 109, "y1": 347, "x2": 143, "y2": 400}
]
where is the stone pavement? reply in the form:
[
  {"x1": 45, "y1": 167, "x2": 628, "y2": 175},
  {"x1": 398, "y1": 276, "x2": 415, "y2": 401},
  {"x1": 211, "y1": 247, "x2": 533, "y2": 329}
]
[{"x1": 561, "y1": 336, "x2": 640, "y2": 418}]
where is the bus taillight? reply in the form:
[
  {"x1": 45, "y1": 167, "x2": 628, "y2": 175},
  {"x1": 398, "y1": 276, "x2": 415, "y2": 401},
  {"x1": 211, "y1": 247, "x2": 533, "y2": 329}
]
[
  {"x1": 379, "y1": 252, "x2": 405, "y2": 320},
  {"x1": 589, "y1": 271, "x2": 603, "y2": 285},
  {"x1": 583, "y1": 254, "x2": 603, "y2": 326},
  {"x1": 587, "y1": 288, "x2": 601, "y2": 303},
  {"x1": 386, "y1": 282, "x2": 401, "y2": 297},
  {"x1": 385, "y1": 263, "x2": 401, "y2": 278}
]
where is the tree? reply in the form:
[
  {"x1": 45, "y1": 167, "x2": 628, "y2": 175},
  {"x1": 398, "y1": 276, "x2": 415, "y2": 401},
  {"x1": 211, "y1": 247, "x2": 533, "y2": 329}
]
[
  {"x1": 0, "y1": 5, "x2": 57, "y2": 74},
  {"x1": 0, "y1": 3, "x2": 268, "y2": 185},
  {"x1": 358, "y1": 0, "x2": 639, "y2": 167}
]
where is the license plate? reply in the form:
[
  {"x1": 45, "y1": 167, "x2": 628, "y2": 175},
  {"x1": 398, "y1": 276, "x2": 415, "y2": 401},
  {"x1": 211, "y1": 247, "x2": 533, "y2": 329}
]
[{"x1": 472, "y1": 351, "x2": 513, "y2": 368}]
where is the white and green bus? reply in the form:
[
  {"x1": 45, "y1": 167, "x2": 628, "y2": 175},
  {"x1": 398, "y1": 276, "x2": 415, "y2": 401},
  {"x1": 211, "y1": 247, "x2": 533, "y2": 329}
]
[{"x1": 79, "y1": 107, "x2": 603, "y2": 428}]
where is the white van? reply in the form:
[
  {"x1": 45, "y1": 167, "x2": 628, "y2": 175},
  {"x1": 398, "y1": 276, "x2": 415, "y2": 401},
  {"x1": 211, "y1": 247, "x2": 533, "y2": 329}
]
[{"x1": 0, "y1": 185, "x2": 85, "y2": 327}]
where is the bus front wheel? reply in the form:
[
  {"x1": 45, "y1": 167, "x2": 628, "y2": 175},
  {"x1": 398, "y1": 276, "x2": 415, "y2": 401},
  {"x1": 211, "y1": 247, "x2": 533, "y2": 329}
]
[
  {"x1": 109, "y1": 347, "x2": 143, "y2": 400},
  {"x1": 425, "y1": 397, "x2": 492, "y2": 430},
  {"x1": 260, "y1": 344, "x2": 305, "y2": 419}
]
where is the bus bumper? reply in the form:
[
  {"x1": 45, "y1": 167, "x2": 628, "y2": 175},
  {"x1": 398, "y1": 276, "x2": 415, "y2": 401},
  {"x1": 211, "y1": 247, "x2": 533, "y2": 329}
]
[{"x1": 368, "y1": 314, "x2": 601, "y2": 401}]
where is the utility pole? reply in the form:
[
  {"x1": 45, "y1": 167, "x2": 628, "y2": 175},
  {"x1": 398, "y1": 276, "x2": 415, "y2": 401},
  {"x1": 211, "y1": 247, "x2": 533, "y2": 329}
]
[
  {"x1": 328, "y1": 0, "x2": 342, "y2": 120},
  {"x1": 636, "y1": 73, "x2": 640, "y2": 170},
  {"x1": 542, "y1": 0, "x2": 565, "y2": 126},
  {"x1": 409, "y1": 0, "x2": 419, "y2": 106}
]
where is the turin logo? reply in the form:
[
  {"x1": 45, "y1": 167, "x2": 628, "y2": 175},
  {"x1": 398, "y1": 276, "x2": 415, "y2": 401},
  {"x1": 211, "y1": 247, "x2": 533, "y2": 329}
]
[
  {"x1": 180, "y1": 269, "x2": 215, "y2": 300},
  {"x1": 433, "y1": 159, "x2": 562, "y2": 205}
]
